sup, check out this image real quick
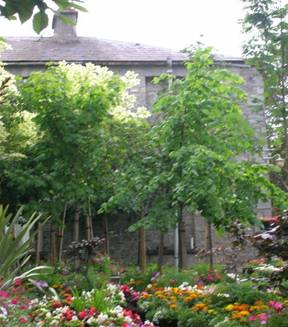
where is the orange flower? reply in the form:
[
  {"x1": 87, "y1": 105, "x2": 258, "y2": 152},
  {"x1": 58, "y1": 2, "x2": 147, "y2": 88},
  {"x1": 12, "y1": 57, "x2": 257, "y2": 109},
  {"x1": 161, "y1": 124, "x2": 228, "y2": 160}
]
[
  {"x1": 234, "y1": 304, "x2": 249, "y2": 312},
  {"x1": 231, "y1": 310, "x2": 250, "y2": 319},
  {"x1": 169, "y1": 303, "x2": 177, "y2": 310},
  {"x1": 141, "y1": 293, "x2": 151, "y2": 299},
  {"x1": 193, "y1": 303, "x2": 207, "y2": 311}
]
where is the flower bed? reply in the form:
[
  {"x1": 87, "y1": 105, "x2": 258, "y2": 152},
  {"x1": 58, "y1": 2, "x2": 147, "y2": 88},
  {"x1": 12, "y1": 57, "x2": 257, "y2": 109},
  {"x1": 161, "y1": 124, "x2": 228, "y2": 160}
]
[{"x1": 2, "y1": 264, "x2": 288, "y2": 326}]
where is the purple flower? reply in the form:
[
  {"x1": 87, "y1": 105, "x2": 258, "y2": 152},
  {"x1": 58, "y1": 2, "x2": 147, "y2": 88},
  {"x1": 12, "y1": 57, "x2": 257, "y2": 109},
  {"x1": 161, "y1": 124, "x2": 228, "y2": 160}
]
[{"x1": 30, "y1": 279, "x2": 48, "y2": 290}]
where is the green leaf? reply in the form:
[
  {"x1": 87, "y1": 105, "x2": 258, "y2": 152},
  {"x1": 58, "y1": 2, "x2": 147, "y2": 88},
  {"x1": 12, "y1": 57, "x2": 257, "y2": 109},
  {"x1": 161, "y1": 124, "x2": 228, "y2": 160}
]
[
  {"x1": 33, "y1": 10, "x2": 49, "y2": 34},
  {"x1": 18, "y1": 0, "x2": 35, "y2": 23}
]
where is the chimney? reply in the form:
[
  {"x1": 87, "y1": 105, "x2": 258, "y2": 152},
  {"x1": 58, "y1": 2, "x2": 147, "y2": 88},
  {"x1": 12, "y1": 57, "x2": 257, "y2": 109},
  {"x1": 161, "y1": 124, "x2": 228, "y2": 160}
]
[{"x1": 52, "y1": 10, "x2": 78, "y2": 42}]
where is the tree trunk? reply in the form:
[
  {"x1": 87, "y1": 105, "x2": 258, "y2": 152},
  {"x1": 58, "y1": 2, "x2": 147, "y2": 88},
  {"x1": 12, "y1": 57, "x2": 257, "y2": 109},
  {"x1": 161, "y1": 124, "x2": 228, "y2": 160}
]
[
  {"x1": 58, "y1": 203, "x2": 67, "y2": 262},
  {"x1": 88, "y1": 199, "x2": 94, "y2": 239},
  {"x1": 178, "y1": 203, "x2": 187, "y2": 269},
  {"x1": 138, "y1": 227, "x2": 147, "y2": 272},
  {"x1": 36, "y1": 223, "x2": 43, "y2": 265},
  {"x1": 85, "y1": 215, "x2": 92, "y2": 240},
  {"x1": 73, "y1": 205, "x2": 80, "y2": 243},
  {"x1": 50, "y1": 224, "x2": 57, "y2": 264},
  {"x1": 158, "y1": 231, "x2": 164, "y2": 272},
  {"x1": 103, "y1": 215, "x2": 110, "y2": 256},
  {"x1": 206, "y1": 222, "x2": 214, "y2": 269}
]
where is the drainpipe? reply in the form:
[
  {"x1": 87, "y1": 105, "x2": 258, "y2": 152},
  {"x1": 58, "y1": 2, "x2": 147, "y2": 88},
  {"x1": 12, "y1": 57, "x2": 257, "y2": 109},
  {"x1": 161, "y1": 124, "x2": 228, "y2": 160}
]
[{"x1": 166, "y1": 57, "x2": 179, "y2": 271}]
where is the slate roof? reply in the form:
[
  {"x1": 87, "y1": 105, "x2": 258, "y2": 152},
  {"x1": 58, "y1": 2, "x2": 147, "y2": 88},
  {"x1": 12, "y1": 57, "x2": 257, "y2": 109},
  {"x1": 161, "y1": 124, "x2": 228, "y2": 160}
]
[
  {"x1": 0, "y1": 36, "x2": 245, "y2": 65},
  {"x1": 0, "y1": 36, "x2": 188, "y2": 64}
]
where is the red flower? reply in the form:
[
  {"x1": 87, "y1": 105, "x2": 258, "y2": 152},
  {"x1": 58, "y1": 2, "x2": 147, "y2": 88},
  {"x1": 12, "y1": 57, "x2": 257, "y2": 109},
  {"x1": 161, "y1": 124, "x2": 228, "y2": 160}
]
[
  {"x1": 78, "y1": 310, "x2": 88, "y2": 320},
  {"x1": 51, "y1": 300, "x2": 62, "y2": 309},
  {"x1": 65, "y1": 295, "x2": 72, "y2": 305},
  {"x1": 121, "y1": 285, "x2": 131, "y2": 294},
  {"x1": 14, "y1": 278, "x2": 22, "y2": 287},
  {"x1": 19, "y1": 316, "x2": 28, "y2": 324},
  {"x1": 89, "y1": 307, "x2": 97, "y2": 315},
  {"x1": 63, "y1": 309, "x2": 74, "y2": 321}
]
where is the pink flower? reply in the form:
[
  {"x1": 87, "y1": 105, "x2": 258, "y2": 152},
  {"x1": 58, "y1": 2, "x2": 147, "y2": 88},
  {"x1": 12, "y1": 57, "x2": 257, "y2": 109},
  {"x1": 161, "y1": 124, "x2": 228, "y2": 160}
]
[
  {"x1": 249, "y1": 313, "x2": 269, "y2": 325},
  {"x1": 11, "y1": 298, "x2": 19, "y2": 305},
  {"x1": 0, "y1": 290, "x2": 9, "y2": 298},
  {"x1": 269, "y1": 300, "x2": 283, "y2": 312},
  {"x1": 122, "y1": 323, "x2": 132, "y2": 327}
]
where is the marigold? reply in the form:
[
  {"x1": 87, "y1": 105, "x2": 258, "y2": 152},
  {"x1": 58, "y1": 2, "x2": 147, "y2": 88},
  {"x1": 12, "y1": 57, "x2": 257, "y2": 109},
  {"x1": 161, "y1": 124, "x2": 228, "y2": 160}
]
[
  {"x1": 193, "y1": 303, "x2": 207, "y2": 311},
  {"x1": 231, "y1": 310, "x2": 250, "y2": 319},
  {"x1": 234, "y1": 304, "x2": 249, "y2": 312},
  {"x1": 141, "y1": 293, "x2": 151, "y2": 299}
]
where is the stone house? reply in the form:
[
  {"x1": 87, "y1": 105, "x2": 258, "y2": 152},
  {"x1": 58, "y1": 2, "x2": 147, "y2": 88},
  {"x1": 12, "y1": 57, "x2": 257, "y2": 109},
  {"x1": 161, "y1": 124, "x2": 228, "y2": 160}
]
[{"x1": 0, "y1": 10, "x2": 271, "y2": 266}]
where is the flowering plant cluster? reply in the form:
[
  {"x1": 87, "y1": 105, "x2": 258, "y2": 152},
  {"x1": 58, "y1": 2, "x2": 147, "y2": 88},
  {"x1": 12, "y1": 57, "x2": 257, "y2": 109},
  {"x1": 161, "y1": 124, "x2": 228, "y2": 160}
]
[
  {"x1": 0, "y1": 278, "x2": 38, "y2": 326},
  {"x1": 138, "y1": 281, "x2": 288, "y2": 326},
  {"x1": 30, "y1": 283, "x2": 154, "y2": 327}
]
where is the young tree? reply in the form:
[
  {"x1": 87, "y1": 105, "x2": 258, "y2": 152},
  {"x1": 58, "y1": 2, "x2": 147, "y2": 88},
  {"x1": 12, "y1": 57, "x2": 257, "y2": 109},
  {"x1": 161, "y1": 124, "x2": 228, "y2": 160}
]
[
  {"x1": 242, "y1": 0, "x2": 288, "y2": 190},
  {"x1": 16, "y1": 63, "x2": 149, "y2": 261},
  {"x1": 142, "y1": 48, "x2": 286, "y2": 269}
]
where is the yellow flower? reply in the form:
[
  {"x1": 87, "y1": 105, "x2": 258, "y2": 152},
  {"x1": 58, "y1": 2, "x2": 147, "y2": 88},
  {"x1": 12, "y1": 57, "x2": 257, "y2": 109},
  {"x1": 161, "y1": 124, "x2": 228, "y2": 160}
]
[
  {"x1": 169, "y1": 303, "x2": 177, "y2": 310},
  {"x1": 225, "y1": 304, "x2": 235, "y2": 311}
]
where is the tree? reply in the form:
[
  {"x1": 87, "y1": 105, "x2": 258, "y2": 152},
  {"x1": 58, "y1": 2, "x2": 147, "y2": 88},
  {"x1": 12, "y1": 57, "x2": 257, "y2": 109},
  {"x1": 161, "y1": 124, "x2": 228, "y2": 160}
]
[
  {"x1": 14, "y1": 63, "x2": 149, "y2": 261},
  {"x1": 0, "y1": 0, "x2": 86, "y2": 33},
  {"x1": 241, "y1": 0, "x2": 288, "y2": 191},
  {"x1": 132, "y1": 48, "x2": 286, "y2": 269}
]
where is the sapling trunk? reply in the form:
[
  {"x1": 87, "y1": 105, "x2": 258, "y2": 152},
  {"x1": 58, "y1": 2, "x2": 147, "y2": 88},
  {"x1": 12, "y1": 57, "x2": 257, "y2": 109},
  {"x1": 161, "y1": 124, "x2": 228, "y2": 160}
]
[
  {"x1": 36, "y1": 222, "x2": 43, "y2": 264},
  {"x1": 58, "y1": 203, "x2": 67, "y2": 262},
  {"x1": 138, "y1": 227, "x2": 147, "y2": 272},
  {"x1": 206, "y1": 222, "x2": 214, "y2": 269},
  {"x1": 178, "y1": 202, "x2": 187, "y2": 269},
  {"x1": 88, "y1": 199, "x2": 94, "y2": 239},
  {"x1": 50, "y1": 224, "x2": 57, "y2": 264},
  {"x1": 103, "y1": 215, "x2": 110, "y2": 256},
  {"x1": 85, "y1": 215, "x2": 92, "y2": 240},
  {"x1": 73, "y1": 205, "x2": 80, "y2": 243},
  {"x1": 158, "y1": 231, "x2": 164, "y2": 272}
]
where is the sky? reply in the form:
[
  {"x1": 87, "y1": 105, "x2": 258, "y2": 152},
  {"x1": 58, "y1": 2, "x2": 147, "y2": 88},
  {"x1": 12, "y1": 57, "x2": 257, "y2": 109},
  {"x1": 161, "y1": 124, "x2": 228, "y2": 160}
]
[{"x1": 0, "y1": 0, "x2": 285, "y2": 57}]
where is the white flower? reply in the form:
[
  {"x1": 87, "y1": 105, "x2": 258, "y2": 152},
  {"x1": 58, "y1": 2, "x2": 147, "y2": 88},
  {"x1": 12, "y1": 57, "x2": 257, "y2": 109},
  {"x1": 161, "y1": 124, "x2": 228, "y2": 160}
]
[
  {"x1": 96, "y1": 313, "x2": 109, "y2": 323},
  {"x1": 111, "y1": 305, "x2": 123, "y2": 315}
]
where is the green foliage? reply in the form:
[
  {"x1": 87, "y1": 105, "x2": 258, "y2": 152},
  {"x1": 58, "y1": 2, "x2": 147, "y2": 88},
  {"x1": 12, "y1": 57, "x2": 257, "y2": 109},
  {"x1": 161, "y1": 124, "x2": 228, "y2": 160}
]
[
  {"x1": 266, "y1": 312, "x2": 288, "y2": 327},
  {"x1": 150, "y1": 47, "x2": 275, "y2": 228},
  {"x1": 115, "y1": 47, "x2": 286, "y2": 234},
  {"x1": 216, "y1": 281, "x2": 277, "y2": 305},
  {"x1": 14, "y1": 63, "x2": 143, "y2": 222},
  {"x1": 0, "y1": 0, "x2": 87, "y2": 33},
  {"x1": 0, "y1": 205, "x2": 45, "y2": 287},
  {"x1": 178, "y1": 310, "x2": 210, "y2": 327},
  {"x1": 242, "y1": 0, "x2": 288, "y2": 190}
]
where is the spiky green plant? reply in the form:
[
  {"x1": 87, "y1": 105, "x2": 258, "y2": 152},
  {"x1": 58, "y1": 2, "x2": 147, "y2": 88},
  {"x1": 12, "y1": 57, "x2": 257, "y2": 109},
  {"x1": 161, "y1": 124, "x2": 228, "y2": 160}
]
[{"x1": 0, "y1": 205, "x2": 49, "y2": 288}]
